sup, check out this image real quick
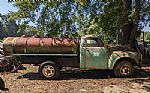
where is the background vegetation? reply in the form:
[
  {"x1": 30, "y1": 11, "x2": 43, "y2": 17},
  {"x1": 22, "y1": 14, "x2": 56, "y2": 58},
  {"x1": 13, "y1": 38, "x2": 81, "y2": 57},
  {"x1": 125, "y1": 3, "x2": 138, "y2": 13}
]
[{"x1": 0, "y1": 0, "x2": 150, "y2": 46}]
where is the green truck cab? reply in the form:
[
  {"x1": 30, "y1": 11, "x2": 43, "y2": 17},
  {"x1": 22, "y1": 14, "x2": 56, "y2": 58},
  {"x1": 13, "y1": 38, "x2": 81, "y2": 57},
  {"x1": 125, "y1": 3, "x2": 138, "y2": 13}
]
[
  {"x1": 1, "y1": 35, "x2": 142, "y2": 79},
  {"x1": 80, "y1": 35, "x2": 141, "y2": 77}
]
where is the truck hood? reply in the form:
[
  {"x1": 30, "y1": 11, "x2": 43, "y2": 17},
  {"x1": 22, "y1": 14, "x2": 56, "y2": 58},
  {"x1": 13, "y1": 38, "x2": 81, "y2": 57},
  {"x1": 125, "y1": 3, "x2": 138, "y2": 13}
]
[{"x1": 108, "y1": 44, "x2": 133, "y2": 52}]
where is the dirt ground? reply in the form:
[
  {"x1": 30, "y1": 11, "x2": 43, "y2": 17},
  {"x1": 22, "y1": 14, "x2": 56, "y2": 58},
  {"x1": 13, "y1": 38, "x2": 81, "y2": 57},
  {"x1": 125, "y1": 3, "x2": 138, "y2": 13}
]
[{"x1": 0, "y1": 58, "x2": 150, "y2": 93}]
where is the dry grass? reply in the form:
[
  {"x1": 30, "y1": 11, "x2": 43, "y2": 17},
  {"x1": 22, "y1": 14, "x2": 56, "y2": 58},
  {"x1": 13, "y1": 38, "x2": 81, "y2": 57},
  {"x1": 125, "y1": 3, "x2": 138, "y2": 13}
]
[{"x1": 0, "y1": 60, "x2": 150, "y2": 93}]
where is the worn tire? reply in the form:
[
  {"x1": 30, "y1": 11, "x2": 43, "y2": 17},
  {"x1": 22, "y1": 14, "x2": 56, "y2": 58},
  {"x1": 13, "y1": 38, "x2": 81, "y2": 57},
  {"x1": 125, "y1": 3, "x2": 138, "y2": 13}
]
[
  {"x1": 38, "y1": 61, "x2": 60, "y2": 80},
  {"x1": 114, "y1": 61, "x2": 133, "y2": 77},
  {"x1": 0, "y1": 77, "x2": 5, "y2": 90}
]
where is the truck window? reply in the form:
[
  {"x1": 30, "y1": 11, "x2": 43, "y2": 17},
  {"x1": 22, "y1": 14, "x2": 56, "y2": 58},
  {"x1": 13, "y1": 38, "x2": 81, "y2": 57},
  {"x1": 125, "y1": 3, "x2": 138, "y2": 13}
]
[
  {"x1": 98, "y1": 39, "x2": 104, "y2": 47},
  {"x1": 83, "y1": 38, "x2": 104, "y2": 47}
]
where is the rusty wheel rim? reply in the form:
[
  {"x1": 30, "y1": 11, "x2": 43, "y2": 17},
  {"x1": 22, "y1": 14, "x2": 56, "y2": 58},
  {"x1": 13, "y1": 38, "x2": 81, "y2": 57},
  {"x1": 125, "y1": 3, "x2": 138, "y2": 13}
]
[
  {"x1": 42, "y1": 65, "x2": 55, "y2": 78},
  {"x1": 120, "y1": 65, "x2": 131, "y2": 76}
]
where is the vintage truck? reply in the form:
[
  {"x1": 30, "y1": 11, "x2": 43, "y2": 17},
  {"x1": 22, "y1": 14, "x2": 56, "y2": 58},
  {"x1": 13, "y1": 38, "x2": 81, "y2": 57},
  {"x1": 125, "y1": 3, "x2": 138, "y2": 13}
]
[{"x1": 0, "y1": 35, "x2": 142, "y2": 79}]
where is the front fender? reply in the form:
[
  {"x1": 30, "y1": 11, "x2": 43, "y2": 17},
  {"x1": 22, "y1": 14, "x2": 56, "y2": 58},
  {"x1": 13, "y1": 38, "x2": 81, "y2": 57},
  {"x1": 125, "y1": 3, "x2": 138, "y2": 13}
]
[{"x1": 108, "y1": 51, "x2": 139, "y2": 69}]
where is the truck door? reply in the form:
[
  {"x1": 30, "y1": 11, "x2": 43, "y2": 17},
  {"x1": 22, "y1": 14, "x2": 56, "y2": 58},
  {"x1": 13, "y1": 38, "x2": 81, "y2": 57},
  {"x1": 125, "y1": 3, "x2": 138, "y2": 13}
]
[{"x1": 80, "y1": 38, "x2": 108, "y2": 69}]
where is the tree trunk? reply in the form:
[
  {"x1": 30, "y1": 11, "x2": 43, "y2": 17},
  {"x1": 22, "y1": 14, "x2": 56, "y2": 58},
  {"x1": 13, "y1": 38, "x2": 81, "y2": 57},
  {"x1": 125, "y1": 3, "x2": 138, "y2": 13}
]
[
  {"x1": 121, "y1": 0, "x2": 141, "y2": 48},
  {"x1": 130, "y1": 0, "x2": 141, "y2": 48},
  {"x1": 121, "y1": 0, "x2": 132, "y2": 45}
]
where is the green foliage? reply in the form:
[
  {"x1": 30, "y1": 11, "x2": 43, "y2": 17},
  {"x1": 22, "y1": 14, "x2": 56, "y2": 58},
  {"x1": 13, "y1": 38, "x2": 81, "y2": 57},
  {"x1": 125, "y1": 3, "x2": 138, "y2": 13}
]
[
  {"x1": 10, "y1": 0, "x2": 104, "y2": 37},
  {"x1": 143, "y1": 32, "x2": 150, "y2": 40},
  {"x1": 0, "y1": 13, "x2": 19, "y2": 38},
  {"x1": 6, "y1": 0, "x2": 150, "y2": 43}
]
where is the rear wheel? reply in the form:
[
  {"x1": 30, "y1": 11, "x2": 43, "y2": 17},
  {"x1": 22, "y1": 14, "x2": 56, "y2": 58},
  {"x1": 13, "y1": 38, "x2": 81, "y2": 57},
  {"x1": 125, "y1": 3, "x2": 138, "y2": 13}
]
[
  {"x1": 114, "y1": 61, "x2": 133, "y2": 77},
  {"x1": 38, "y1": 61, "x2": 60, "y2": 80}
]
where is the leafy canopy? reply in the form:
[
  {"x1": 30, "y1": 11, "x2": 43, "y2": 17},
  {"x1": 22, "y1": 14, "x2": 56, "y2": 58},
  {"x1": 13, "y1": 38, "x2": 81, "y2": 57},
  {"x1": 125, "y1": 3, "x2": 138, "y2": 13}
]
[{"x1": 8, "y1": 0, "x2": 150, "y2": 42}]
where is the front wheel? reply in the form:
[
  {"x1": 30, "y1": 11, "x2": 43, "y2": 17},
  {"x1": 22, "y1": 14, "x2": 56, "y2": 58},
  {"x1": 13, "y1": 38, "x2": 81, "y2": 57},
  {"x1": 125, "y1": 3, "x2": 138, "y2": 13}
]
[
  {"x1": 38, "y1": 61, "x2": 60, "y2": 80},
  {"x1": 114, "y1": 61, "x2": 133, "y2": 77}
]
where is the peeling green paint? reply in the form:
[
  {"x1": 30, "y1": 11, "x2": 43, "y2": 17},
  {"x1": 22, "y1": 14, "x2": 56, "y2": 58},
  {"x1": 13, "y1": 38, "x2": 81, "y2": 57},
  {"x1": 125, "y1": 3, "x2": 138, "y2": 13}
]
[
  {"x1": 80, "y1": 37, "x2": 108, "y2": 69},
  {"x1": 109, "y1": 53, "x2": 121, "y2": 69},
  {"x1": 80, "y1": 35, "x2": 140, "y2": 70},
  {"x1": 80, "y1": 47, "x2": 108, "y2": 69}
]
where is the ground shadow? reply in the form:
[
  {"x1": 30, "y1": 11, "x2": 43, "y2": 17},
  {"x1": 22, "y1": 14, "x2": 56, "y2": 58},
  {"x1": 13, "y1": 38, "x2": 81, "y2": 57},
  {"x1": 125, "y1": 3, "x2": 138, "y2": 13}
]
[
  {"x1": 129, "y1": 78, "x2": 150, "y2": 92},
  {"x1": 0, "y1": 88, "x2": 9, "y2": 91},
  {"x1": 17, "y1": 69, "x2": 114, "y2": 80},
  {"x1": 17, "y1": 68, "x2": 150, "y2": 80},
  {"x1": 133, "y1": 68, "x2": 150, "y2": 78},
  {"x1": 128, "y1": 57, "x2": 150, "y2": 92},
  {"x1": 0, "y1": 77, "x2": 9, "y2": 91}
]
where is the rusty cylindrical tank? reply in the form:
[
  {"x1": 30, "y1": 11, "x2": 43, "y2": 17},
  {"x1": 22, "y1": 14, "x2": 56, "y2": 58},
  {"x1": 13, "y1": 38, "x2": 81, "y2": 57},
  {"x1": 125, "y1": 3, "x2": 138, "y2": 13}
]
[{"x1": 3, "y1": 37, "x2": 78, "y2": 55}]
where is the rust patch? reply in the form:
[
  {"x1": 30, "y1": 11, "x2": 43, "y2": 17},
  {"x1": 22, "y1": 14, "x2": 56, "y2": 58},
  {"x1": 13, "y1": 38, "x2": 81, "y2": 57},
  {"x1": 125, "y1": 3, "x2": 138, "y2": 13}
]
[
  {"x1": 27, "y1": 38, "x2": 40, "y2": 46},
  {"x1": 40, "y1": 38, "x2": 53, "y2": 46},
  {"x1": 53, "y1": 38, "x2": 78, "y2": 47},
  {"x1": 15, "y1": 38, "x2": 29, "y2": 46},
  {"x1": 3, "y1": 37, "x2": 79, "y2": 54}
]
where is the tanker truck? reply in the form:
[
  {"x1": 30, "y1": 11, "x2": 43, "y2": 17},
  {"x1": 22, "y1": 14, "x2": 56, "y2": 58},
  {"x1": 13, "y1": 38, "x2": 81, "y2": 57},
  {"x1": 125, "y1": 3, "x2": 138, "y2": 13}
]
[{"x1": 0, "y1": 35, "x2": 142, "y2": 79}]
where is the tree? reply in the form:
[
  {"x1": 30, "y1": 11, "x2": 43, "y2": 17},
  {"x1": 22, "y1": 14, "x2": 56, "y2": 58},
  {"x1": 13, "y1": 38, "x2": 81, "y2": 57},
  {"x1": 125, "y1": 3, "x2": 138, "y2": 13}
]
[
  {"x1": 10, "y1": 1, "x2": 105, "y2": 37},
  {"x1": 117, "y1": 0, "x2": 142, "y2": 47},
  {"x1": 0, "y1": 13, "x2": 19, "y2": 38},
  {"x1": 8, "y1": 0, "x2": 150, "y2": 46},
  {"x1": 86, "y1": 0, "x2": 149, "y2": 47},
  {"x1": 0, "y1": 21, "x2": 3, "y2": 39}
]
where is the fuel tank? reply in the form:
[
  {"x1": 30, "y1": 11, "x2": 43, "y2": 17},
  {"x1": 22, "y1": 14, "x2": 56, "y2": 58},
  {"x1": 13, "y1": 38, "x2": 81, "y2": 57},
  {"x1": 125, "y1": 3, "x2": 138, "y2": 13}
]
[{"x1": 3, "y1": 37, "x2": 78, "y2": 55}]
